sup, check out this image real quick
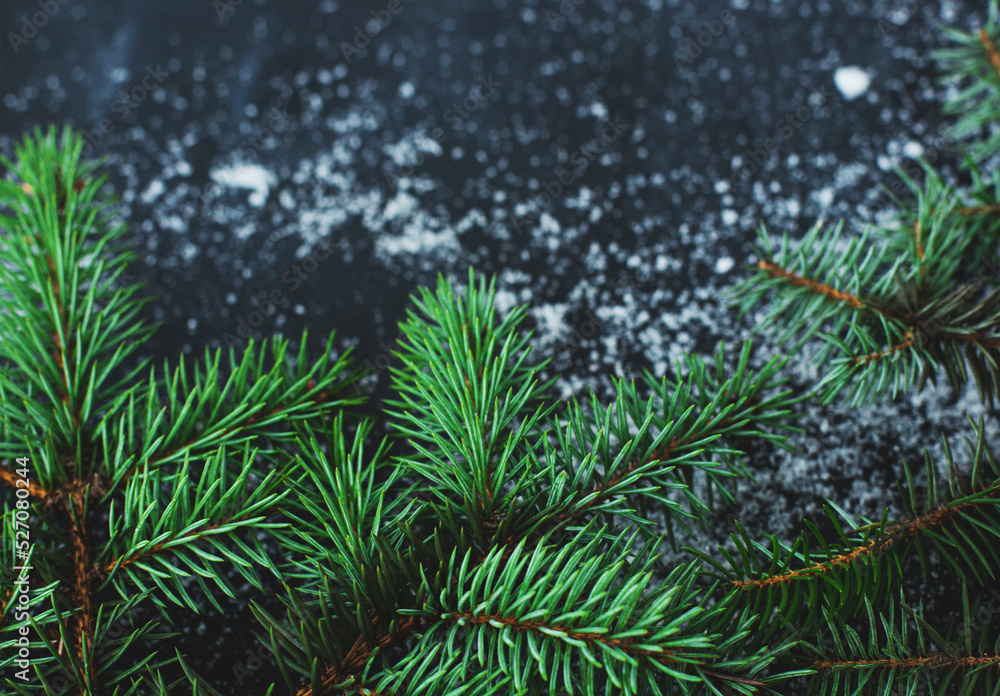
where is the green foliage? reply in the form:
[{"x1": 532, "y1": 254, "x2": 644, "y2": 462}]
[
  {"x1": 729, "y1": 142, "x2": 1000, "y2": 407},
  {"x1": 0, "y1": 127, "x2": 364, "y2": 694},
  {"x1": 803, "y1": 590, "x2": 1000, "y2": 696},
  {"x1": 935, "y1": 0, "x2": 1000, "y2": 167}
]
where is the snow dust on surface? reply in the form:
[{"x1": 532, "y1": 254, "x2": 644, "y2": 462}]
[{"x1": 0, "y1": 0, "x2": 993, "y2": 692}]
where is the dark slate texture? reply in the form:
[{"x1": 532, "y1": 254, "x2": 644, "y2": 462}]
[{"x1": 1, "y1": 0, "x2": 996, "y2": 693}]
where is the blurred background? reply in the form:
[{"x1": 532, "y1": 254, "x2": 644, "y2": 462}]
[{"x1": 0, "y1": 0, "x2": 994, "y2": 693}]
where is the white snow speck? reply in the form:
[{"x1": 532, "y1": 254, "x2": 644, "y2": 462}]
[
  {"x1": 833, "y1": 66, "x2": 871, "y2": 101},
  {"x1": 715, "y1": 256, "x2": 734, "y2": 274},
  {"x1": 211, "y1": 163, "x2": 276, "y2": 208},
  {"x1": 140, "y1": 179, "x2": 165, "y2": 203},
  {"x1": 109, "y1": 67, "x2": 130, "y2": 84},
  {"x1": 813, "y1": 186, "x2": 835, "y2": 208},
  {"x1": 903, "y1": 141, "x2": 924, "y2": 158}
]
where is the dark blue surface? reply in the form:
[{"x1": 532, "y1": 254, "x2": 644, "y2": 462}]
[{"x1": 0, "y1": 1, "x2": 990, "y2": 693}]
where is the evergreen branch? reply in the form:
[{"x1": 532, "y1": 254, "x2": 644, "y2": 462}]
[
  {"x1": 270, "y1": 285, "x2": 804, "y2": 696},
  {"x1": 727, "y1": 219, "x2": 905, "y2": 367},
  {"x1": 104, "y1": 329, "x2": 362, "y2": 494},
  {"x1": 695, "y1": 416, "x2": 1000, "y2": 641},
  {"x1": 395, "y1": 530, "x2": 780, "y2": 695},
  {"x1": 385, "y1": 270, "x2": 558, "y2": 545},
  {"x1": 730, "y1": 163, "x2": 1000, "y2": 405},
  {"x1": 874, "y1": 162, "x2": 1000, "y2": 302},
  {"x1": 0, "y1": 126, "x2": 157, "y2": 464},
  {"x1": 514, "y1": 340, "x2": 803, "y2": 549},
  {"x1": 935, "y1": 1, "x2": 1000, "y2": 166},
  {"x1": 99, "y1": 444, "x2": 292, "y2": 615},
  {"x1": 803, "y1": 592, "x2": 1000, "y2": 696},
  {"x1": 277, "y1": 415, "x2": 421, "y2": 588}
]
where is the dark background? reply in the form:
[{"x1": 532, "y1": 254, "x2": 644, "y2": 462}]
[{"x1": 1, "y1": 0, "x2": 996, "y2": 693}]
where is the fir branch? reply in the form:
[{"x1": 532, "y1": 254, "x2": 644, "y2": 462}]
[
  {"x1": 385, "y1": 269, "x2": 558, "y2": 547},
  {"x1": 802, "y1": 592, "x2": 1000, "y2": 696},
  {"x1": 0, "y1": 127, "x2": 368, "y2": 695},
  {"x1": 514, "y1": 340, "x2": 803, "y2": 550},
  {"x1": 935, "y1": 1, "x2": 1000, "y2": 166},
  {"x1": 264, "y1": 284, "x2": 803, "y2": 696},
  {"x1": 105, "y1": 330, "x2": 362, "y2": 495},
  {"x1": 97, "y1": 443, "x2": 296, "y2": 615},
  {"x1": 697, "y1": 416, "x2": 1000, "y2": 641}
]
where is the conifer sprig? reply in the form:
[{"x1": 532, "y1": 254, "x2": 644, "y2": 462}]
[
  {"x1": 687, "y1": 415, "x2": 1000, "y2": 649},
  {"x1": 935, "y1": 0, "x2": 1000, "y2": 166},
  {"x1": 729, "y1": 163, "x2": 1000, "y2": 405},
  {"x1": 0, "y1": 127, "x2": 363, "y2": 694},
  {"x1": 4, "y1": 3, "x2": 1000, "y2": 694},
  {"x1": 803, "y1": 591, "x2": 1000, "y2": 696},
  {"x1": 728, "y1": 5, "x2": 1000, "y2": 407},
  {"x1": 250, "y1": 272, "x2": 807, "y2": 696}
]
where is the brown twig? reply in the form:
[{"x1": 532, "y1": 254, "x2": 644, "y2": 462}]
[
  {"x1": 814, "y1": 653, "x2": 1000, "y2": 671},
  {"x1": 979, "y1": 28, "x2": 1000, "y2": 84},
  {"x1": 731, "y1": 485, "x2": 1000, "y2": 590},
  {"x1": 756, "y1": 259, "x2": 883, "y2": 312},
  {"x1": 850, "y1": 333, "x2": 916, "y2": 366},
  {"x1": 0, "y1": 466, "x2": 48, "y2": 501},
  {"x1": 959, "y1": 204, "x2": 1000, "y2": 216},
  {"x1": 68, "y1": 479, "x2": 99, "y2": 695}
]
